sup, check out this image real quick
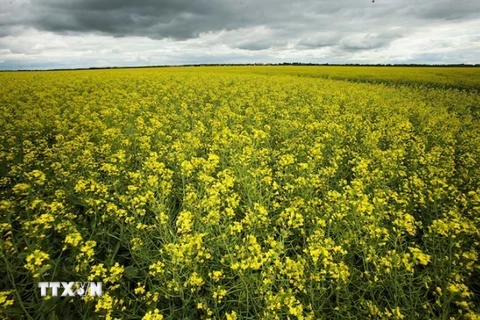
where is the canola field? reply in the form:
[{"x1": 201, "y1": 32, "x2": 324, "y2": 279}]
[{"x1": 1, "y1": 66, "x2": 480, "y2": 319}]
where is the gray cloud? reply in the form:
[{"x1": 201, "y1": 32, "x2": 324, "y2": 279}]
[
  {"x1": 236, "y1": 41, "x2": 275, "y2": 51},
  {"x1": 0, "y1": 0, "x2": 479, "y2": 68},
  {"x1": 297, "y1": 34, "x2": 343, "y2": 49},
  {"x1": 339, "y1": 31, "x2": 405, "y2": 52},
  {"x1": 28, "y1": 0, "x2": 231, "y2": 39},
  {"x1": 407, "y1": 0, "x2": 480, "y2": 21},
  {"x1": 3, "y1": 0, "x2": 476, "y2": 41}
]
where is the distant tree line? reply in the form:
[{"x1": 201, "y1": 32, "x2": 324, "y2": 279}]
[{"x1": 3, "y1": 62, "x2": 479, "y2": 72}]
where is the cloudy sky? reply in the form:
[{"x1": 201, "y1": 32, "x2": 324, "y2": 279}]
[{"x1": 1, "y1": 0, "x2": 479, "y2": 69}]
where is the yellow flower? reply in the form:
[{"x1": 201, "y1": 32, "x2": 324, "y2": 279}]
[
  {"x1": 409, "y1": 247, "x2": 431, "y2": 266},
  {"x1": 0, "y1": 291, "x2": 14, "y2": 308},
  {"x1": 24, "y1": 250, "x2": 49, "y2": 278},
  {"x1": 142, "y1": 309, "x2": 163, "y2": 320},
  {"x1": 226, "y1": 311, "x2": 238, "y2": 320},
  {"x1": 12, "y1": 183, "x2": 31, "y2": 195}
]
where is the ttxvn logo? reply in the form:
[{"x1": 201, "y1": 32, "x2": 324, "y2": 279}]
[{"x1": 38, "y1": 282, "x2": 102, "y2": 297}]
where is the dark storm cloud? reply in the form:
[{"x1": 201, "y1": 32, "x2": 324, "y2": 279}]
[
  {"x1": 4, "y1": 0, "x2": 476, "y2": 43},
  {"x1": 26, "y1": 0, "x2": 355, "y2": 40},
  {"x1": 27, "y1": 0, "x2": 232, "y2": 39},
  {"x1": 31, "y1": 0, "x2": 480, "y2": 54}
]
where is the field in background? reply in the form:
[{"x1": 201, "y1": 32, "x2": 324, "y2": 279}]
[
  {"x1": 166, "y1": 66, "x2": 480, "y2": 91},
  {"x1": 1, "y1": 67, "x2": 480, "y2": 319}
]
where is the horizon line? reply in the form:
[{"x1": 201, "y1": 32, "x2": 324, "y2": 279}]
[{"x1": 2, "y1": 62, "x2": 480, "y2": 72}]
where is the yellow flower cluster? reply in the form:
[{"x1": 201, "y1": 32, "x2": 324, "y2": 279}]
[
  {"x1": 24, "y1": 250, "x2": 50, "y2": 278},
  {"x1": 0, "y1": 291, "x2": 14, "y2": 309},
  {"x1": 1, "y1": 66, "x2": 479, "y2": 319},
  {"x1": 142, "y1": 309, "x2": 164, "y2": 320}
]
